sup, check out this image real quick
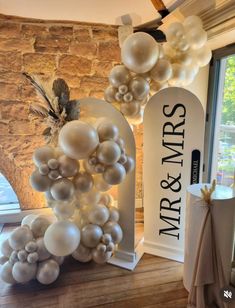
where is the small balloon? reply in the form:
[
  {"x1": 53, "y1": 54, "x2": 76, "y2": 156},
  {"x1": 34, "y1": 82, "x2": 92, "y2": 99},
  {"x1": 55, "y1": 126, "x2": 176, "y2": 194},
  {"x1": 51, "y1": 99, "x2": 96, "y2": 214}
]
[
  {"x1": 109, "y1": 206, "x2": 120, "y2": 222},
  {"x1": 54, "y1": 201, "x2": 75, "y2": 219},
  {"x1": 9, "y1": 226, "x2": 33, "y2": 251},
  {"x1": 81, "y1": 188, "x2": 101, "y2": 206},
  {"x1": 109, "y1": 65, "x2": 131, "y2": 88},
  {"x1": 50, "y1": 178, "x2": 75, "y2": 201},
  {"x1": 33, "y1": 146, "x2": 55, "y2": 167},
  {"x1": 30, "y1": 215, "x2": 51, "y2": 238},
  {"x1": 94, "y1": 174, "x2": 112, "y2": 192},
  {"x1": 183, "y1": 15, "x2": 203, "y2": 31},
  {"x1": 58, "y1": 155, "x2": 79, "y2": 177},
  {"x1": 30, "y1": 169, "x2": 52, "y2": 192},
  {"x1": 150, "y1": 59, "x2": 172, "y2": 83},
  {"x1": 73, "y1": 172, "x2": 94, "y2": 193},
  {"x1": 97, "y1": 140, "x2": 121, "y2": 165},
  {"x1": 97, "y1": 121, "x2": 119, "y2": 141},
  {"x1": 72, "y1": 244, "x2": 92, "y2": 262},
  {"x1": 120, "y1": 101, "x2": 140, "y2": 117},
  {"x1": 193, "y1": 44, "x2": 212, "y2": 67},
  {"x1": 48, "y1": 170, "x2": 60, "y2": 180},
  {"x1": 118, "y1": 84, "x2": 128, "y2": 95},
  {"x1": 39, "y1": 164, "x2": 49, "y2": 175},
  {"x1": 88, "y1": 204, "x2": 110, "y2": 226},
  {"x1": 102, "y1": 233, "x2": 112, "y2": 245},
  {"x1": 186, "y1": 28, "x2": 207, "y2": 50},
  {"x1": 168, "y1": 63, "x2": 186, "y2": 86},
  {"x1": 92, "y1": 249, "x2": 112, "y2": 264},
  {"x1": 36, "y1": 237, "x2": 51, "y2": 261},
  {"x1": 81, "y1": 224, "x2": 103, "y2": 248},
  {"x1": 115, "y1": 91, "x2": 123, "y2": 102},
  {"x1": 106, "y1": 242, "x2": 115, "y2": 252},
  {"x1": 103, "y1": 221, "x2": 123, "y2": 244},
  {"x1": 96, "y1": 243, "x2": 106, "y2": 253},
  {"x1": 104, "y1": 86, "x2": 117, "y2": 103},
  {"x1": 47, "y1": 158, "x2": 59, "y2": 170},
  {"x1": 123, "y1": 92, "x2": 133, "y2": 103},
  {"x1": 12, "y1": 261, "x2": 37, "y2": 283},
  {"x1": 165, "y1": 22, "x2": 185, "y2": 42},
  {"x1": 0, "y1": 256, "x2": 8, "y2": 265},
  {"x1": 25, "y1": 241, "x2": 37, "y2": 253},
  {"x1": 36, "y1": 259, "x2": 60, "y2": 285},
  {"x1": 99, "y1": 193, "x2": 113, "y2": 207},
  {"x1": 27, "y1": 252, "x2": 39, "y2": 264},
  {"x1": 0, "y1": 262, "x2": 16, "y2": 284},
  {"x1": 17, "y1": 250, "x2": 28, "y2": 262},
  {"x1": 123, "y1": 156, "x2": 135, "y2": 173},
  {"x1": 129, "y1": 76, "x2": 150, "y2": 101},
  {"x1": 103, "y1": 163, "x2": 126, "y2": 185},
  {"x1": 1, "y1": 239, "x2": 13, "y2": 257}
]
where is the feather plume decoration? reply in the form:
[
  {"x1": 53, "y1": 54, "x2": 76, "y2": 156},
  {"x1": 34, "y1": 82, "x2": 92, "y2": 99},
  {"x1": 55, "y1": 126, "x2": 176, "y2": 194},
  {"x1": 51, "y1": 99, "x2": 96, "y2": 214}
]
[{"x1": 29, "y1": 103, "x2": 48, "y2": 118}]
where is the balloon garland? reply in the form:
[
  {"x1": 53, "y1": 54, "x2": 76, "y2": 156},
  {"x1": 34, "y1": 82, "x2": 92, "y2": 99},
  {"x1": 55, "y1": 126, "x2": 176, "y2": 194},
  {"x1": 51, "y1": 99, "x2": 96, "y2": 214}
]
[
  {"x1": 0, "y1": 76, "x2": 134, "y2": 285},
  {"x1": 104, "y1": 15, "x2": 212, "y2": 125}
]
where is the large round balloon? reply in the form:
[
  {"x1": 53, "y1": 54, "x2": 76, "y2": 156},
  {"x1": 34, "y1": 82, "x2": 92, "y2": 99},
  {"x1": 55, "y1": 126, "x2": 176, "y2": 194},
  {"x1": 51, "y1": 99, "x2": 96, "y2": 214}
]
[
  {"x1": 33, "y1": 146, "x2": 55, "y2": 167},
  {"x1": 30, "y1": 215, "x2": 50, "y2": 238},
  {"x1": 44, "y1": 221, "x2": 80, "y2": 256},
  {"x1": 58, "y1": 155, "x2": 79, "y2": 177},
  {"x1": 150, "y1": 59, "x2": 172, "y2": 83},
  {"x1": 36, "y1": 259, "x2": 60, "y2": 285},
  {"x1": 58, "y1": 120, "x2": 99, "y2": 160},
  {"x1": 12, "y1": 261, "x2": 37, "y2": 283},
  {"x1": 97, "y1": 140, "x2": 121, "y2": 165},
  {"x1": 50, "y1": 178, "x2": 75, "y2": 201},
  {"x1": 103, "y1": 163, "x2": 126, "y2": 185},
  {"x1": 0, "y1": 262, "x2": 16, "y2": 284},
  {"x1": 9, "y1": 226, "x2": 33, "y2": 251},
  {"x1": 97, "y1": 121, "x2": 119, "y2": 141},
  {"x1": 103, "y1": 221, "x2": 123, "y2": 244},
  {"x1": 121, "y1": 32, "x2": 159, "y2": 74},
  {"x1": 88, "y1": 204, "x2": 109, "y2": 226},
  {"x1": 129, "y1": 77, "x2": 150, "y2": 101},
  {"x1": 30, "y1": 170, "x2": 52, "y2": 192}
]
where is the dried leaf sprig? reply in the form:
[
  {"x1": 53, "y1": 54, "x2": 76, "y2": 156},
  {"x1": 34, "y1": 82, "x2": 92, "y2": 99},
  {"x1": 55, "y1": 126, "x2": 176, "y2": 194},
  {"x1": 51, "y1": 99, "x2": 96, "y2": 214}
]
[
  {"x1": 23, "y1": 73, "x2": 80, "y2": 144},
  {"x1": 201, "y1": 179, "x2": 216, "y2": 205}
]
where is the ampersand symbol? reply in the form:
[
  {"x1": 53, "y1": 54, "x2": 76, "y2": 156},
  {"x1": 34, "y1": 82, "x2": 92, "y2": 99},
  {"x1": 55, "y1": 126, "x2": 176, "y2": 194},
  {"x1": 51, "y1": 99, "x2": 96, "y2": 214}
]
[{"x1": 160, "y1": 173, "x2": 182, "y2": 192}]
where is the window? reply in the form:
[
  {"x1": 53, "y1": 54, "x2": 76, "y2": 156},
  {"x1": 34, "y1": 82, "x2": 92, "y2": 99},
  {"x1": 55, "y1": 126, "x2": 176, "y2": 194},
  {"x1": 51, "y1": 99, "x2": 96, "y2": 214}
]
[
  {"x1": 204, "y1": 44, "x2": 235, "y2": 186},
  {"x1": 0, "y1": 173, "x2": 19, "y2": 213}
]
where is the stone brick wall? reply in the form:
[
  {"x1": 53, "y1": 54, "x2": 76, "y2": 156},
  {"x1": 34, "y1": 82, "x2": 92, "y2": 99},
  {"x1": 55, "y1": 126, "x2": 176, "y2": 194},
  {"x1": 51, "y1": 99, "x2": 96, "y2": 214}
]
[{"x1": 0, "y1": 14, "x2": 143, "y2": 210}]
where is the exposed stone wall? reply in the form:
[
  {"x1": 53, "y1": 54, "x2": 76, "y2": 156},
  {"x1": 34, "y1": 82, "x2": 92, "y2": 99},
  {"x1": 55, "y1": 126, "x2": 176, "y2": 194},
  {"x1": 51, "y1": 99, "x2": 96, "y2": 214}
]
[{"x1": 0, "y1": 14, "x2": 143, "y2": 209}]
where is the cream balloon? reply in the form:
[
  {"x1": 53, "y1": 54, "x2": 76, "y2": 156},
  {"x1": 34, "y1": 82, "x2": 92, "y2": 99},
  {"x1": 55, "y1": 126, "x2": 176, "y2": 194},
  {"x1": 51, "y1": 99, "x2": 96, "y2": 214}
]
[
  {"x1": 48, "y1": 170, "x2": 60, "y2": 180},
  {"x1": 120, "y1": 101, "x2": 140, "y2": 117},
  {"x1": 0, "y1": 256, "x2": 8, "y2": 265},
  {"x1": 129, "y1": 76, "x2": 150, "y2": 100},
  {"x1": 121, "y1": 32, "x2": 159, "y2": 74},
  {"x1": 193, "y1": 45, "x2": 212, "y2": 67},
  {"x1": 186, "y1": 28, "x2": 207, "y2": 50},
  {"x1": 21, "y1": 214, "x2": 38, "y2": 227},
  {"x1": 27, "y1": 252, "x2": 39, "y2": 264},
  {"x1": 123, "y1": 156, "x2": 135, "y2": 173},
  {"x1": 88, "y1": 204, "x2": 110, "y2": 226},
  {"x1": 1, "y1": 239, "x2": 13, "y2": 257},
  {"x1": 17, "y1": 250, "x2": 28, "y2": 262},
  {"x1": 0, "y1": 262, "x2": 16, "y2": 284},
  {"x1": 123, "y1": 92, "x2": 133, "y2": 103},
  {"x1": 97, "y1": 121, "x2": 119, "y2": 141},
  {"x1": 33, "y1": 146, "x2": 55, "y2": 167},
  {"x1": 51, "y1": 256, "x2": 64, "y2": 265},
  {"x1": 73, "y1": 172, "x2": 93, "y2": 193},
  {"x1": 54, "y1": 201, "x2": 75, "y2": 219},
  {"x1": 115, "y1": 92, "x2": 123, "y2": 102},
  {"x1": 106, "y1": 242, "x2": 115, "y2": 252},
  {"x1": 36, "y1": 237, "x2": 51, "y2": 261},
  {"x1": 81, "y1": 188, "x2": 101, "y2": 206},
  {"x1": 97, "y1": 140, "x2": 121, "y2": 165},
  {"x1": 47, "y1": 158, "x2": 59, "y2": 170},
  {"x1": 103, "y1": 221, "x2": 123, "y2": 244},
  {"x1": 12, "y1": 261, "x2": 37, "y2": 283},
  {"x1": 44, "y1": 221, "x2": 80, "y2": 256},
  {"x1": 97, "y1": 243, "x2": 106, "y2": 253},
  {"x1": 150, "y1": 59, "x2": 172, "y2": 83},
  {"x1": 165, "y1": 22, "x2": 185, "y2": 42},
  {"x1": 162, "y1": 42, "x2": 176, "y2": 61},
  {"x1": 183, "y1": 15, "x2": 203, "y2": 31},
  {"x1": 58, "y1": 120, "x2": 99, "y2": 160},
  {"x1": 83, "y1": 159, "x2": 96, "y2": 174},
  {"x1": 92, "y1": 249, "x2": 112, "y2": 264},
  {"x1": 81, "y1": 224, "x2": 103, "y2": 248},
  {"x1": 58, "y1": 155, "x2": 79, "y2": 177},
  {"x1": 150, "y1": 81, "x2": 168, "y2": 94},
  {"x1": 102, "y1": 233, "x2": 112, "y2": 245},
  {"x1": 104, "y1": 86, "x2": 117, "y2": 103},
  {"x1": 94, "y1": 174, "x2": 112, "y2": 192},
  {"x1": 118, "y1": 84, "x2": 128, "y2": 95},
  {"x1": 72, "y1": 244, "x2": 92, "y2": 262},
  {"x1": 127, "y1": 108, "x2": 144, "y2": 126},
  {"x1": 103, "y1": 163, "x2": 126, "y2": 185},
  {"x1": 168, "y1": 63, "x2": 186, "y2": 86},
  {"x1": 30, "y1": 215, "x2": 50, "y2": 238},
  {"x1": 50, "y1": 178, "x2": 74, "y2": 201},
  {"x1": 109, "y1": 206, "x2": 120, "y2": 222},
  {"x1": 39, "y1": 164, "x2": 49, "y2": 175},
  {"x1": 175, "y1": 51, "x2": 193, "y2": 66},
  {"x1": 30, "y1": 169, "x2": 52, "y2": 192},
  {"x1": 25, "y1": 241, "x2": 37, "y2": 253},
  {"x1": 36, "y1": 259, "x2": 60, "y2": 285},
  {"x1": 182, "y1": 65, "x2": 197, "y2": 86},
  {"x1": 109, "y1": 65, "x2": 131, "y2": 88},
  {"x1": 9, "y1": 226, "x2": 33, "y2": 251},
  {"x1": 99, "y1": 193, "x2": 113, "y2": 207}
]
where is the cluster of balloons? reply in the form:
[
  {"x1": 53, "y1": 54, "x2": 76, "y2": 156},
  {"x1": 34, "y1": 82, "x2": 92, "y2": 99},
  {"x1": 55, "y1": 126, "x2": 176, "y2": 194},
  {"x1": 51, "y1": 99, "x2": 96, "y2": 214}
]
[
  {"x1": 0, "y1": 215, "x2": 63, "y2": 285},
  {"x1": 0, "y1": 118, "x2": 134, "y2": 285},
  {"x1": 104, "y1": 15, "x2": 212, "y2": 125}
]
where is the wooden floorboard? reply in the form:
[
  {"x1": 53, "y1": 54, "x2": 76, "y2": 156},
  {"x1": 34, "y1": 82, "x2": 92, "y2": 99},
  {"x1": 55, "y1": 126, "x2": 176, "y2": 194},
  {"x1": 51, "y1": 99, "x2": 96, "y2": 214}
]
[{"x1": 0, "y1": 213, "x2": 188, "y2": 308}]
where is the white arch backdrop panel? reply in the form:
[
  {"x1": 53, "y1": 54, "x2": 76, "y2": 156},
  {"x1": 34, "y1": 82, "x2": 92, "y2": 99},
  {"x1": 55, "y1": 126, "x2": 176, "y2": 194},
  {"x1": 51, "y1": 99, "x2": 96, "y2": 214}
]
[
  {"x1": 143, "y1": 88, "x2": 205, "y2": 262},
  {"x1": 80, "y1": 98, "x2": 143, "y2": 270}
]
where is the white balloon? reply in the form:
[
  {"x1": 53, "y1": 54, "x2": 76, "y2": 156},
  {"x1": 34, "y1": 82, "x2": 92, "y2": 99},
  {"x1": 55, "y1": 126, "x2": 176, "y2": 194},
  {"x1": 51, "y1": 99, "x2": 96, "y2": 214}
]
[
  {"x1": 120, "y1": 101, "x2": 140, "y2": 117},
  {"x1": 182, "y1": 65, "x2": 197, "y2": 86},
  {"x1": 17, "y1": 250, "x2": 28, "y2": 262},
  {"x1": 30, "y1": 169, "x2": 52, "y2": 192},
  {"x1": 109, "y1": 65, "x2": 131, "y2": 88},
  {"x1": 25, "y1": 241, "x2": 37, "y2": 253},
  {"x1": 97, "y1": 121, "x2": 119, "y2": 141},
  {"x1": 121, "y1": 32, "x2": 159, "y2": 74},
  {"x1": 150, "y1": 81, "x2": 168, "y2": 94},
  {"x1": 9, "y1": 251, "x2": 18, "y2": 264},
  {"x1": 21, "y1": 214, "x2": 38, "y2": 228},
  {"x1": 81, "y1": 188, "x2": 101, "y2": 206},
  {"x1": 104, "y1": 86, "x2": 117, "y2": 103},
  {"x1": 30, "y1": 215, "x2": 50, "y2": 238},
  {"x1": 168, "y1": 63, "x2": 186, "y2": 86},
  {"x1": 163, "y1": 42, "x2": 176, "y2": 61},
  {"x1": 99, "y1": 193, "x2": 113, "y2": 207},
  {"x1": 1, "y1": 239, "x2": 13, "y2": 257},
  {"x1": 81, "y1": 224, "x2": 103, "y2": 248},
  {"x1": 27, "y1": 252, "x2": 39, "y2": 264},
  {"x1": 0, "y1": 256, "x2": 8, "y2": 265},
  {"x1": 72, "y1": 244, "x2": 92, "y2": 262},
  {"x1": 9, "y1": 226, "x2": 33, "y2": 251},
  {"x1": 109, "y1": 206, "x2": 120, "y2": 222},
  {"x1": 127, "y1": 107, "x2": 144, "y2": 126},
  {"x1": 193, "y1": 45, "x2": 212, "y2": 67},
  {"x1": 129, "y1": 76, "x2": 150, "y2": 100},
  {"x1": 83, "y1": 159, "x2": 96, "y2": 174},
  {"x1": 165, "y1": 22, "x2": 185, "y2": 42},
  {"x1": 36, "y1": 237, "x2": 51, "y2": 261},
  {"x1": 50, "y1": 178, "x2": 75, "y2": 201},
  {"x1": 47, "y1": 158, "x2": 59, "y2": 170},
  {"x1": 102, "y1": 233, "x2": 112, "y2": 245},
  {"x1": 33, "y1": 146, "x2": 55, "y2": 167},
  {"x1": 39, "y1": 164, "x2": 50, "y2": 175},
  {"x1": 12, "y1": 261, "x2": 37, "y2": 283},
  {"x1": 186, "y1": 28, "x2": 207, "y2": 50},
  {"x1": 115, "y1": 91, "x2": 123, "y2": 102},
  {"x1": 73, "y1": 172, "x2": 93, "y2": 193},
  {"x1": 175, "y1": 51, "x2": 193, "y2": 66},
  {"x1": 96, "y1": 243, "x2": 106, "y2": 253},
  {"x1": 183, "y1": 15, "x2": 203, "y2": 31},
  {"x1": 103, "y1": 163, "x2": 126, "y2": 185},
  {"x1": 36, "y1": 259, "x2": 60, "y2": 285},
  {"x1": 150, "y1": 59, "x2": 172, "y2": 83},
  {"x1": 88, "y1": 204, "x2": 110, "y2": 226},
  {"x1": 0, "y1": 262, "x2": 16, "y2": 284},
  {"x1": 59, "y1": 120, "x2": 99, "y2": 160},
  {"x1": 94, "y1": 174, "x2": 112, "y2": 192},
  {"x1": 48, "y1": 170, "x2": 60, "y2": 180},
  {"x1": 58, "y1": 155, "x2": 79, "y2": 177},
  {"x1": 106, "y1": 242, "x2": 115, "y2": 252},
  {"x1": 54, "y1": 201, "x2": 75, "y2": 219},
  {"x1": 123, "y1": 156, "x2": 135, "y2": 173},
  {"x1": 51, "y1": 256, "x2": 64, "y2": 265},
  {"x1": 92, "y1": 249, "x2": 112, "y2": 264},
  {"x1": 44, "y1": 221, "x2": 80, "y2": 256},
  {"x1": 103, "y1": 221, "x2": 123, "y2": 244},
  {"x1": 97, "y1": 140, "x2": 121, "y2": 165}
]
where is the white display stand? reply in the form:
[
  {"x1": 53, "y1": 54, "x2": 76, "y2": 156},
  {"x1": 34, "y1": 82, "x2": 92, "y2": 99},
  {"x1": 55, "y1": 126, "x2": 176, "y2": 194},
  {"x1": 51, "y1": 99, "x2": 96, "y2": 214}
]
[
  {"x1": 143, "y1": 88, "x2": 205, "y2": 262},
  {"x1": 80, "y1": 98, "x2": 144, "y2": 270},
  {"x1": 184, "y1": 184, "x2": 235, "y2": 291}
]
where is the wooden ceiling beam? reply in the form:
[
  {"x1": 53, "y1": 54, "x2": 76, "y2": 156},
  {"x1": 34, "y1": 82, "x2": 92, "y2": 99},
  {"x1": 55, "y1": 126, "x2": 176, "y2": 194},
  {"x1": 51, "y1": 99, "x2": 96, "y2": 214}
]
[{"x1": 151, "y1": 0, "x2": 167, "y2": 11}]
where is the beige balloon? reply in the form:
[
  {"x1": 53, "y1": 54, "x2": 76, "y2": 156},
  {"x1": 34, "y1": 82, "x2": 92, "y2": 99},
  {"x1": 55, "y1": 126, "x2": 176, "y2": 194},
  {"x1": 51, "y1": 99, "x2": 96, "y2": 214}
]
[
  {"x1": 109, "y1": 206, "x2": 120, "y2": 222},
  {"x1": 44, "y1": 221, "x2": 80, "y2": 256},
  {"x1": 104, "y1": 86, "x2": 117, "y2": 103},
  {"x1": 58, "y1": 155, "x2": 80, "y2": 177},
  {"x1": 83, "y1": 159, "x2": 96, "y2": 174},
  {"x1": 0, "y1": 261, "x2": 16, "y2": 284},
  {"x1": 81, "y1": 188, "x2": 101, "y2": 206},
  {"x1": 109, "y1": 65, "x2": 131, "y2": 88},
  {"x1": 99, "y1": 193, "x2": 113, "y2": 207},
  {"x1": 174, "y1": 51, "x2": 193, "y2": 66},
  {"x1": 193, "y1": 44, "x2": 212, "y2": 67},
  {"x1": 94, "y1": 174, "x2": 112, "y2": 192},
  {"x1": 50, "y1": 178, "x2": 75, "y2": 201},
  {"x1": 81, "y1": 224, "x2": 103, "y2": 248},
  {"x1": 92, "y1": 249, "x2": 112, "y2": 264},
  {"x1": 73, "y1": 172, "x2": 94, "y2": 193},
  {"x1": 120, "y1": 101, "x2": 140, "y2": 117},
  {"x1": 39, "y1": 164, "x2": 49, "y2": 175},
  {"x1": 30, "y1": 169, "x2": 52, "y2": 192},
  {"x1": 9, "y1": 226, "x2": 33, "y2": 251},
  {"x1": 0, "y1": 256, "x2": 9, "y2": 265},
  {"x1": 129, "y1": 76, "x2": 150, "y2": 101},
  {"x1": 97, "y1": 121, "x2": 119, "y2": 141},
  {"x1": 12, "y1": 261, "x2": 37, "y2": 283},
  {"x1": 103, "y1": 221, "x2": 123, "y2": 244},
  {"x1": 30, "y1": 215, "x2": 51, "y2": 238},
  {"x1": 1, "y1": 239, "x2": 13, "y2": 258},
  {"x1": 103, "y1": 163, "x2": 126, "y2": 185},
  {"x1": 17, "y1": 250, "x2": 28, "y2": 262},
  {"x1": 165, "y1": 22, "x2": 185, "y2": 42},
  {"x1": 36, "y1": 237, "x2": 51, "y2": 261},
  {"x1": 168, "y1": 63, "x2": 186, "y2": 86},
  {"x1": 121, "y1": 32, "x2": 159, "y2": 74},
  {"x1": 72, "y1": 244, "x2": 92, "y2": 262},
  {"x1": 150, "y1": 59, "x2": 172, "y2": 83},
  {"x1": 186, "y1": 28, "x2": 207, "y2": 50},
  {"x1": 127, "y1": 108, "x2": 144, "y2": 126},
  {"x1": 54, "y1": 201, "x2": 75, "y2": 219},
  {"x1": 47, "y1": 158, "x2": 59, "y2": 170},
  {"x1": 25, "y1": 241, "x2": 37, "y2": 253},
  {"x1": 21, "y1": 214, "x2": 38, "y2": 227},
  {"x1": 102, "y1": 233, "x2": 112, "y2": 245},
  {"x1": 97, "y1": 140, "x2": 121, "y2": 165},
  {"x1": 33, "y1": 146, "x2": 55, "y2": 167},
  {"x1": 51, "y1": 256, "x2": 64, "y2": 265},
  {"x1": 27, "y1": 252, "x2": 39, "y2": 264},
  {"x1": 36, "y1": 259, "x2": 60, "y2": 285},
  {"x1": 123, "y1": 156, "x2": 135, "y2": 173},
  {"x1": 88, "y1": 204, "x2": 110, "y2": 226},
  {"x1": 183, "y1": 15, "x2": 203, "y2": 31},
  {"x1": 58, "y1": 120, "x2": 99, "y2": 160}
]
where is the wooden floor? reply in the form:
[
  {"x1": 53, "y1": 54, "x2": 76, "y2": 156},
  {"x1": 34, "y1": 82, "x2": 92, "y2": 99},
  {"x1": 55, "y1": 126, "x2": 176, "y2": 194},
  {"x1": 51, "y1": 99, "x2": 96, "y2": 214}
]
[{"x1": 0, "y1": 212, "x2": 188, "y2": 308}]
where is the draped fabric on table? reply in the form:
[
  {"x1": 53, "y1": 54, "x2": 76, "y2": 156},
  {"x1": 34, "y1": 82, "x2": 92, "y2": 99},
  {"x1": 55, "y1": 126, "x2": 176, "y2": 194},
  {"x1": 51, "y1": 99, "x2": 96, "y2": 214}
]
[{"x1": 187, "y1": 202, "x2": 228, "y2": 308}]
